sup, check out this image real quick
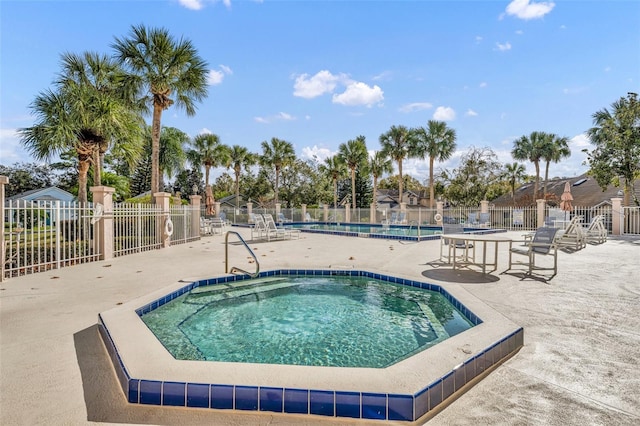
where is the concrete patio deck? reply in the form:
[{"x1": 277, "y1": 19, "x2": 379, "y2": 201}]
[{"x1": 1, "y1": 229, "x2": 639, "y2": 425}]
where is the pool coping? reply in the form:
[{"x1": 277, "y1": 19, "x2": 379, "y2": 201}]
[{"x1": 98, "y1": 268, "x2": 523, "y2": 422}]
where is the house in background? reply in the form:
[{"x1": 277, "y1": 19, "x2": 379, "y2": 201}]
[
  {"x1": 491, "y1": 173, "x2": 639, "y2": 208},
  {"x1": 7, "y1": 186, "x2": 76, "y2": 204}
]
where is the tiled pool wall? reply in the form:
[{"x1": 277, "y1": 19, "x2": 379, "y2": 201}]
[{"x1": 98, "y1": 269, "x2": 524, "y2": 422}]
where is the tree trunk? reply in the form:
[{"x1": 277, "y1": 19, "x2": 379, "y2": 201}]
[
  {"x1": 351, "y1": 168, "x2": 356, "y2": 209},
  {"x1": 543, "y1": 161, "x2": 550, "y2": 197},
  {"x1": 235, "y1": 170, "x2": 240, "y2": 209},
  {"x1": 333, "y1": 178, "x2": 337, "y2": 209},
  {"x1": 93, "y1": 149, "x2": 102, "y2": 187},
  {"x1": 151, "y1": 103, "x2": 163, "y2": 198},
  {"x1": 398, "y1": 160, "x2": 403, "y2": 206},
  {"x1": 429, "y1": 156, "x2": 435, "y2": 209},
  {"x1": 275, "y1": 166, "x2": 280, "y2": 204},
  {"x1": 533, "y1": 161, "x2": 540, "y2": 201},
  {"x1": 77, "y1": 159, "x2": 90, "y2": 204},
  {"x1": 373, "y1": 177, "x2": 378, "y2": 209}
]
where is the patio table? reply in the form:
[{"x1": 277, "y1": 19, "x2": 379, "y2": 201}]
[{"x1": 441, "y1": 233, "x2": 512, "y2": 274}]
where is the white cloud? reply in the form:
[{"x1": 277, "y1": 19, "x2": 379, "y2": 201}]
[
  {"x1": 254, "y1": 112, "x2": 296, "y2": 124},
  {"x1": 515, "y1": 30, "x2": 524, "y2": 35},
  {"x1": 479, "y1": 82, "x2": 488, "y2": 88},
  {"x1": 495, "y1": 41, "x2": 512, "y2": 51},
  {"x1": 293, "y1": 70, "x2": 343, "y2": 99},
  {"x1": 505, "y1": 0, "x2": 555, "y2": 20},
  {"x1": 178, "y1": 0, "x2": 232, "y2": 10},
  {"x1": 604, "y1": 66, "x2": 611, "y2": 72},
  {"x1": 399, "y1": 102, "x2": 432, "y2": 113},
  {"x1": 207, "y1": 65, "x2": 232, "y2": 85},
  {"x1": 300, "y1": 145, "x2": 334, "y2": 162},
  {"x1": 207, "y1": 70, "x2": 224, "y2": 85},
  {"x1": 475, "y1": 36, "x2": 483, "y2": 44},
  {"x1": 179, "y1": 0, "x2": 204, "y2": 10},
  {"x1": 199, "y1": 128, "x2": 213, "y2": 135},
  {"x1": 332, "y1": 82, "x2": 384, "y2": 107},
  {"x1": 465, "y1": 109, "x2": 478, "y2": 117},
  {"x1": 433, "y1": 106, "x2": 456, "y2": 121},
  {"x1": 372, "y1": 71, "x2": 392, "y2": 81}
]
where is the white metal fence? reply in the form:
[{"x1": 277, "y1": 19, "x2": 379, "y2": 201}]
[
  {"x1": 2, "y1": 200, "x2": 101, "y2": 279},
  {"x1": 113, "y1": 203, "x2": 162, "y2": 257}
]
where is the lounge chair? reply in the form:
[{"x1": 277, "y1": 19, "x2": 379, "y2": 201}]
[
  {"x1": 395, "y1": 212, "x2": 407, "y2": 224},
  {"x1": 555, "y1": 215, "x2": 587, "y2": 251},
  {"x1": 467, "y1": 212, "x2": 479, "y2": 225},
  {"x1": 506, "y1": 226, "x2": 561, "y2": 279},
  {"x1": 583, "y1": 215, "x2": 607, "y2": 244},
  {"x1": 277, "y1": 212, "x2": 292, "y2": 223},
  {"x1": 209, "y1": 217, "x2": 228, "y2": 235},
  {"x1": 200, "y1": 217, "x2": 213, "y2": 235},
  {"x1": 251, "y1": 214, "x2": 269, "y2": 240},
  {"x1": 479, "y1": 212, "x2": 491, "y2": 227},
  {"x1": 304, "y1": 212, "x2": 312, "y2": 222},
  {"x1": 263, "y1": 214, "x2": 300, "y2": 241}
]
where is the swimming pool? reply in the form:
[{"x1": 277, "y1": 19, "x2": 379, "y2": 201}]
[
  {"x1": 99, "y1": 269, "x2": 523, "y2": 422},
  {"x1": 284, "y1": 222, "x2": 442, "y2": 240},
  {"x1": 141, "y1": 276, "x2": 474, "y2": 368}
]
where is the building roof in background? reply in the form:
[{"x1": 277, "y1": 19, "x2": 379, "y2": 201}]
[
  {"x1": 8, "y1": 186, "x2": 76, "y2": 202},
  {"x1": 491, "y1": 173, "x2": 638, "y2": 207}
]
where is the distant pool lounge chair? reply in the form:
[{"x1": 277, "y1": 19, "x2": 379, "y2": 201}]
[
  {"x1": 277, "y1": 212, "x2": 292, "y2": 223},
  {"x1": 555, "y1": 215, "x2": 587, "y2": 251},
  {"x1": 584, "y1": 215, "x2": 607, "y2": 244}
]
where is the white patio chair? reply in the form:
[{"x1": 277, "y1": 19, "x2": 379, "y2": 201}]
[{"x1": 506, "y1": 227, "x2": 561, "y2": 279}]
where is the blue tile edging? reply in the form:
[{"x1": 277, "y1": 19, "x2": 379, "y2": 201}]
[{"x1": 99, "y1": 269, "x2": 524, "y2": 422}]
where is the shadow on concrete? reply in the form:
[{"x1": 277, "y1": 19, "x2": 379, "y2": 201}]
[
  {"x1": 73, "y1": 325, "x2": 372, "y2": 426},
  {"x1": 421, "y1": 268, "x2": 500, "y2": 283}
]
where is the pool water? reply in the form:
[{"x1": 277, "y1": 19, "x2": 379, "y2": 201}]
[
  {"x1": 286, "y1": 223, "x2": 440, "y2": 237},
  {"x1": 141, "y1": 276, "x2": 473, "y2": 368}
]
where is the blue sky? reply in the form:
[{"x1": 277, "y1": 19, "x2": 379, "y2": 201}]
[{"x1": 1, "y1": 0, "x2": 638, "y2": 183}]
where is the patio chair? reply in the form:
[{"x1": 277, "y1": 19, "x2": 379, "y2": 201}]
[
  {"x1": 555, "y1": 215, "x2": 587, "y2": 251},
  {"x1": 467, "y1": 212, "x2": 479, "y2": 225},
  {"x1": 438, "y1": 223, "x2": 475, "y2": 264},
  {"x1": 209, "y1": 217, "x2": 228, "y2": 235},
  {"x1": 200, "y1": 217, "x2": 213, "y2": 235},
  {"x1": 583, "y1": 215, "x2": 607, "y2": 244},
  {"x1": 506, "y1": 226, "x2": 561, "y2": 279},
  {"x1": 304, "y1": 212, "x2": 312, "y2": 222},
  {"x1": 277, "y1": 212, "x2": 292, "y2": 223},
  {"x1": 395, "y1": 211, "x2": 407, "y2": 224},
  {"x1": 219, "y1": 211, "x2": 232, "y2": 226}
]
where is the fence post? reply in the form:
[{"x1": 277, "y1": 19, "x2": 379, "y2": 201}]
[
  {"x1": 190, "y1": 194, "x2": 201, "y2": 239},
  {"x1": 345, "y1": 204, "x2": 350, "y2": 223},
  {"x1": 480, "y1": 200, "x2": 489, "y2": 214},
  {"x1": 91, "y1": 186, "x2": 115, "y2": 260},
  {"x1": 370, "y1": 203, "x2": 376, "y2": 224},
  {"x1": 154, "y1": 192, "x2": 172, "y2": 249},
  {"x1": 611, "y1": 197, "x2": 623, "y2": 235},
  {"x1": 247, "y1": 202, "x2": 253, "y2": 217},
  {"x1": 536, "y1": 199, "x2": 546, "y2": 228},
  {"x1": 301, "y1": 204, "x2": 306, "y2": 222},
  {"x1": 275, "y1": 203, "x2": 281, "y2": 219},
  {"x1": 436, "y1": 201, "x2": 444, "y2": 225},
  {"x1": 1, "y1": 176, "x2": 8, "y2": 282},
  {"x1": 214, "y1": 202, "x2": 221, "y2": 217},
  {"x1": 323, "y1": 205, "x2": 329, "y2": 222}
]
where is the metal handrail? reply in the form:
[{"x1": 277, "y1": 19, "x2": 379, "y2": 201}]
[{"x1": 224, "y1": 230, "x2": 259, "y2": 278}]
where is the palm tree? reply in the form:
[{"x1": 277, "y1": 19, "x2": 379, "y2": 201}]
[
  {"x1": 379, "y1": 125, "x2": 416, "y2": 205},
  {"x1": 587, "y1": 92, "x2": 640, "y2": 206},
  {"x1": 540, "y1": 133, "x2": 571, "y2": 197},
  {"x1": 19, "y1": 51, "x2": 144, "y2": 203},
  {"x1": 413, "y1": 120, "x2": 457, "y2": 208},
  {"x1": 186, "y1": 133, "x2": 229, "y2": 188},
  {"x1": 511, "y1": 131, "x2": 547, "y2": 201},
  {"x1": 158, "y1": 127, "x2": 189, "y2": 191},
  {"x1": 226, "y1": 145, "x2": 257, "y2": 208},
  {"x1": 369, "y1": 151, "x2": 393, "y2": 209},
  {"x1": 260, "y1": 137, "x2": 296, "y2": 204},
  {"x1": 113, "y1": 24, "x2": 209, "y2": 197},
  {"x1": 319, "y1": 156, "x2": 347, "y2": 209},
  {"x1": 503, "y1": 162, "x2": 527, "y2": 205},
  {"x1": 337, "y1": 136, "x2": 368, "y2": 209}
]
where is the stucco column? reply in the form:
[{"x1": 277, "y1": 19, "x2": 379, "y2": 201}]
[
  {"x1": 323, "y1": 205, "x2": 329, "y2": 222},
  {"x1": 436, "y1": 201, "x2": 444, "y2": 225},
  {"x1": 536, "y1": 199, "x2": 546, "y2": 228},
  {"x1": 154, "y1": 192, "x2": 172, "y2": 248},
  {"x1": 611, "y1": 197, "x2": 623, "y2": 236},
  {"x1": 370, "y1": 203, "x2": 376, "y2": 224},
  {"x1": 190, "y1": 195, "x2": 201, "y2": 239},
  {"x1": 214, "y1": 202, "x2": 221, "y2": 217},
  {"x1": 480, "y1": 200, "x2": 489, "y2": 214},
  {"x1": 1, "y1": 176, "x2": 8, "y2": 282},
  {"x1": 90, "y1": 186, "x2": 115, "y2": 260},
  {"x1": 301, "y1": 204, "x2": 306, "y2": 222},
  {"x1": 275, "y1": 203, "x2": 281, "y2": 219},
  {"x1": 345, "y1": 204, "x2": 350, "y2": 223},
  {"x1": 246, "y1": 202, "x2": 253, "y2": 216}
]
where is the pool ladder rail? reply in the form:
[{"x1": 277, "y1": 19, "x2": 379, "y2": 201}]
[{"x1": 224, "y1": 231, "x2": 260, "y2": 278}]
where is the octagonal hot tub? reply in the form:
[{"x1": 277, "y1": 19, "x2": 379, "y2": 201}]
[{"x1": 99, "y1": 269, "x2": 523, "y2": 422}]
